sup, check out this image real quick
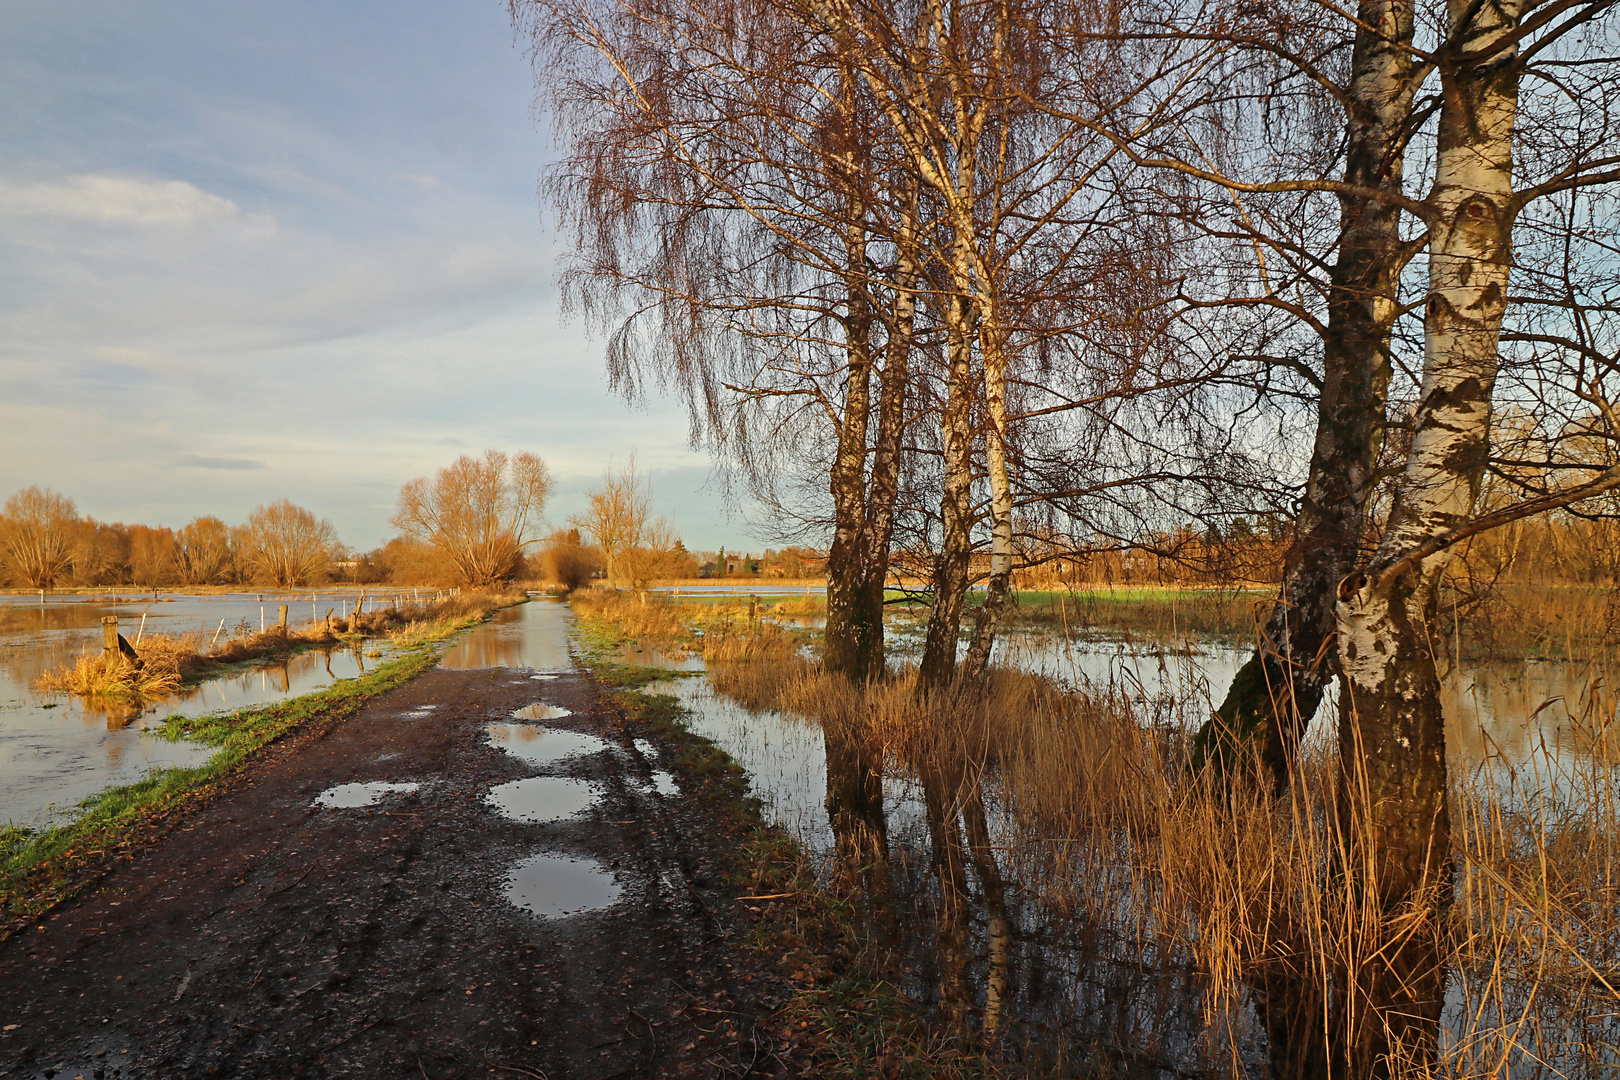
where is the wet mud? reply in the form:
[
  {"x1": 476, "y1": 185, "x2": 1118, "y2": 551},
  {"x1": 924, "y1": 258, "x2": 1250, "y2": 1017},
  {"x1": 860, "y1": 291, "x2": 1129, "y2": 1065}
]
[{"x1": 0, "y1": 664, "x2": 808, "y2": 1079}]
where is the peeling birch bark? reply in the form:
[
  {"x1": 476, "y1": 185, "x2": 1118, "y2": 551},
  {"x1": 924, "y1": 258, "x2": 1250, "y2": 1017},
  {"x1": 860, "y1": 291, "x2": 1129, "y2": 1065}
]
[
  {"x1": 1332, "y1": 0, "x2": 1519, "y2": 1070},
  {"x1": 1190, "y1": 0, "x2": 1421, "y2": 801}
]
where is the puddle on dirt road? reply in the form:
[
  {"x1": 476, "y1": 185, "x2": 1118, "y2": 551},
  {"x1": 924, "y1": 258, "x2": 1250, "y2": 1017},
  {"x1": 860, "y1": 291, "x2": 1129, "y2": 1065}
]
[
  {"x1": 512, "y1": 703, "x2": 572, "y2": 721},
  {"x1": 438, "y1": 597, "x2": 575, "y2": 672},
  {"x1": 314, "y1": 781, "x2": 423, "y2": 808},
  {"x1": 485, "y1": 723, "x2": 612, "y2": 768},
  {"x1": 486, "y1": 776, "x2": 599, "y2": 823},
  {"x1": 503, "y1": 853, "x2": 621, "y2": 918},
  {"x1": 647, "y1": 771, "x2": 680, "y2": 797}
]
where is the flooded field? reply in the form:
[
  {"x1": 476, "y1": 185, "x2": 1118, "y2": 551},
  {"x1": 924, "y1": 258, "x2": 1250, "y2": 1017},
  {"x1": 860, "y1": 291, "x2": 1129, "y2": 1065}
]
[
  {"x1": 0, "y1": 591, "x2": 408, "y2": 830},
  {"x1": 595, "y1": 599, "x2": 1620, "y2": 1073}
]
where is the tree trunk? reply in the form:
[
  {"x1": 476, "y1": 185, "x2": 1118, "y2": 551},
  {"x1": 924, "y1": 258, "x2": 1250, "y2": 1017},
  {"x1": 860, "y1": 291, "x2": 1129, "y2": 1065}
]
[
  {"x1": 1332, "y1": 0, "x2": 1518, "y2": 1069},
  {"x1": 960, "y1": 773, "x2": 1012, "y2": 1042},
  {"x1": 847, "y1": 217, "x2": 920, "y2": 684},
  {"x1": 1189, "y1": 0, "x2": 1421, "y2": 795},
  {"x1": 823, "y1": 277, "x2": 877, "y2": 681},
  {"x1": 822, "y1": 121, "x2": 879, "y2": 681},
  {"x1": 918, "y1": 289, "x2": 979, "y2": 696},
  {"x1": 919, "y1": 755, "x2": 974, "y2": 1032},
  {"x1": 823, "y1": 715, "x2": 894, "y2": 935},
  {"x1": 961, "y1": 313, "x2": 1013, "y2": 686}
]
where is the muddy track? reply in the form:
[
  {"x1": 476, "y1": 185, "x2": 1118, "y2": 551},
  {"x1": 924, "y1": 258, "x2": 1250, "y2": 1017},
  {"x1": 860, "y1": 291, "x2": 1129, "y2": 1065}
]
[{"x1": 0, "y1": 662, "x2": 805, "y2": 1079}]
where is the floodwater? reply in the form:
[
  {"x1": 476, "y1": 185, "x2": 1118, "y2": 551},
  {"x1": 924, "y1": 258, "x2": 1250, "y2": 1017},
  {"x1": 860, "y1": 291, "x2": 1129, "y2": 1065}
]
[
  {"x1": 502, "y1": 852, "x2": 622, "y2": 918},
  {"x1": 0, "y1": 591, "x2": 405, "y2": 830},
  {"x1": 625, "y1": 613, "x2": 1620, "y2": 1073},
  {"x1": 314, "y1": 781, "x2": 423, "y2": 809},
  {"x1": 485, "y1": 776, "x2": 599, "y2": 823},
  {"x1": 438, "y1": 598, "x2": 575, "y2": 672},
  {"x1": 484, "y1": 723, "x2": 613, "y2": 769}
]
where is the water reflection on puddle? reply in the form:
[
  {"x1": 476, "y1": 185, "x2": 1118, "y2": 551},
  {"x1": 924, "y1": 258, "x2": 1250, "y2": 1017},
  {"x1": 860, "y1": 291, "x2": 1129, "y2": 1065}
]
[
  {"x1": 314, "y1": 781, "x2": 422, "y2": 808},
  {"x1": 485, "y1": 723, "x2": 611, "y2": 767},
  {"x1": 512, "y1": 704, "x2": 572, "y2": 721},
  {"x1": 647, "y1": 771, "x2": 680, "y2": 797},
  {"x1": 438, "y1": 598, "x2": 575, "y2": 672},
  {"x1": 503, "y1": 853, "x2": 621, "y2": 918},
  {"x1": 486, "y1": 776, "x2": 599, "y2": 823}
]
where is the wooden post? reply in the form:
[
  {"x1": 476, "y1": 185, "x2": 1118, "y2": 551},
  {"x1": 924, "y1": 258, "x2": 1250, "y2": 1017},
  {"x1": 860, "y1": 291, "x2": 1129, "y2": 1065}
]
[
  {"x1": 102, "y1": 616, "x2": 119, "y2": 659},
  {"x1": 278, "y1": 604, "x2": 288, "y2": 629}
]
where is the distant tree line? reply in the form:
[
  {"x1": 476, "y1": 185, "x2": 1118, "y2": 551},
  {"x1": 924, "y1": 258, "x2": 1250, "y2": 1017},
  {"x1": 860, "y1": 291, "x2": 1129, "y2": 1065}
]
[{"x1": 0, "y1": 487, "x2": 345, "y2": 589}]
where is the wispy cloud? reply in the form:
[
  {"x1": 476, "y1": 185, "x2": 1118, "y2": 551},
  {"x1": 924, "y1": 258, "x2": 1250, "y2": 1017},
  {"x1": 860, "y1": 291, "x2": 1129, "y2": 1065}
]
[
  {"x1": 178, "y1": 456, "x2": 266, "y2": 471},
  {"x1": 0, "y1": 174, "x2": 270, "y2": 230}
]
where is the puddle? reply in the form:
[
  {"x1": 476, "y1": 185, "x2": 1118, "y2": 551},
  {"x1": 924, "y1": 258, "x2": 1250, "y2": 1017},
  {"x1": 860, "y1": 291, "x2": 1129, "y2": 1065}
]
[
  {"x1": 484, "y1": 723, "x2": 612, "y2": 767},
  {"x1": 530, "y1": 674, "x2": 558, "y2": 681},
  {"x1": 486, "y1": 776, "x2": 599, "y2": 823},
  {"x1": 314, "y1": 781, "x2": 422, "y2": 808},
  {"x1": 439, "y1": 598, "x2": 575, "y2": 672},
  {"x1": 648, "y1": 771, "x2": 680, "y2": 797},
  {"x1": 503, "y1": 853, "x2": 621, "y2": 918},
  {"x1": 513, "y1": 704, "x2": 573, "y2": 721},
  {"x1": 632, "y1": 739, "x2": 657, "y2": 760}
]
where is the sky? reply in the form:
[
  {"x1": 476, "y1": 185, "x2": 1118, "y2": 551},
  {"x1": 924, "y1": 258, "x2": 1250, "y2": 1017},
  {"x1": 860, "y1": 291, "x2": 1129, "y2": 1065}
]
[{"x1": 0, "y1": 0, "x2": 756, "y2": 553}]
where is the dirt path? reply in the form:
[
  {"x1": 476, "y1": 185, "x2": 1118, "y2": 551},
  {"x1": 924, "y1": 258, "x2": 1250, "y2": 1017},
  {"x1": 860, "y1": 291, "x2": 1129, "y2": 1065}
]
[{"x1": 0, "y1": 654, "x2": 802, "y2": 1078}]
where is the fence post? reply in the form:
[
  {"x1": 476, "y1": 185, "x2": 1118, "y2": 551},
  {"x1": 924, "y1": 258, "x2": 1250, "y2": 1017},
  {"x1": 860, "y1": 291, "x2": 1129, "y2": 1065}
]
[
  {"x1": 278, "y1": 604, "x2": 288, "y2": 629},
  {"x1": 102, "y1": 616, "x2": 119, "y2": 659}
]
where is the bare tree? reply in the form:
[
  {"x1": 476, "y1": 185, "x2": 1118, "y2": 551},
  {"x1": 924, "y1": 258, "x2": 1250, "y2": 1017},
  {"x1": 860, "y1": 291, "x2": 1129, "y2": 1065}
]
[
  {"x1": 127, "y1": 525, "x2": 178, "y2": 590},
  {"x1": 235, "y1": 500, "x2": 341, "y2": 587},
  {"x1": 0, "y1": 487, "x2": 79, "y2": 589},
  {"x1": 393, "y1": 450, "x2": 554, "y2": 587},
  {"x1": 175, "y1": 516, "x2": 234, "y2": 585},
  {"x1": 570, "y1": 459, "x2": 652, "y2": 588}
]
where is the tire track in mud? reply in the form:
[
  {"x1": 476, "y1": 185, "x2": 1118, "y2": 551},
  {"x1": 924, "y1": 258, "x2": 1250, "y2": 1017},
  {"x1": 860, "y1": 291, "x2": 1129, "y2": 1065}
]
[{"x1": 0, "y1": 661, "x2": 803, "y2": 1079}]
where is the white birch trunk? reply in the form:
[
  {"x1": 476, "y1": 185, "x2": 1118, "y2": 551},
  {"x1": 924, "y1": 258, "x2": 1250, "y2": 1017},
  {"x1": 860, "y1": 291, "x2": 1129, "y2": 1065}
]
[{"x1": 1332, "y1": 0, "x2": 1520, "y2": 1070}]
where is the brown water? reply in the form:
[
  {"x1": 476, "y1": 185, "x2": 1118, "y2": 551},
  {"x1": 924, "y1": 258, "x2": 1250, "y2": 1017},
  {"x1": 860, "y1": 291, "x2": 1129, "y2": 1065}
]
[
  {"x1": 483, "y1": 723, "x2": 613, "y2": 768},
  {"x1": 437, "y1": 598, "x2": 575, "y2": 672},
  {"x1": 0, "y1": 593, "x2": 407, "y2": 830},
  {"x1": 640, "y1": 621, "x2": 1620, "y2": 1074}
]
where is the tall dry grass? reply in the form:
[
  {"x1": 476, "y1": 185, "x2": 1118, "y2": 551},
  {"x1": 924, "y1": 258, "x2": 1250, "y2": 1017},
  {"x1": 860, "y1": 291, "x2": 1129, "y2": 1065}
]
[{"x1": 694, "y1": 631, "x2": 1620, "y2": 1076}]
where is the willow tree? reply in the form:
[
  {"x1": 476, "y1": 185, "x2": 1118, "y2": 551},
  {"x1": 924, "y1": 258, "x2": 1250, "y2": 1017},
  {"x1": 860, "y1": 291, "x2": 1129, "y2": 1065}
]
[
  {"x1": 236, "y1": 500, "x2": 342, "y2": 587},
  {"x1": 0, "y1": 486, "x2": 79, "y2": 589},
  {"x1": 394, "y1": 450, "x2": 553, "y2": 587}
]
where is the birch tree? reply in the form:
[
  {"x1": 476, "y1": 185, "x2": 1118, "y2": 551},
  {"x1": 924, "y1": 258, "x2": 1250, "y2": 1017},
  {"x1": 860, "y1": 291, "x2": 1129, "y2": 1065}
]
[{"x1": 1331, "y1": 0, "x2": 1620, "y2": 1068}]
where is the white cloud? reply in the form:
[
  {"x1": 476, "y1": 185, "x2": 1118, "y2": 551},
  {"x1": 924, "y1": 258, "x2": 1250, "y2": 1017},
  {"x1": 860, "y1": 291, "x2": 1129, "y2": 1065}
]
[{"x1": 0, "y1": 174, "x2": 267, "y2": 229}]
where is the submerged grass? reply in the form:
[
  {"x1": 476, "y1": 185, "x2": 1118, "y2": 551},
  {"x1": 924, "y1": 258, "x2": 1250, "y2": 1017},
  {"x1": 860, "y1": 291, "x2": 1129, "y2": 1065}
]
[
  {"x1": 30, "y1": 588, "x2": 524, "y2": 708},
  {"x1": 580, "y1": 589, "x2": 1620, "y2": 1077},
  {"x1": 1, "y1": 594, "x2": 522, "y2": 936}
]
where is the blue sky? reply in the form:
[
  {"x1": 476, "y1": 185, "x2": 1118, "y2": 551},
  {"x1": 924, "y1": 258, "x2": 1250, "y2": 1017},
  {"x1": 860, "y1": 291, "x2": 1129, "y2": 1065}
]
[{"x1": 0, "y1": 0, "x2": 750, "y2": 552}]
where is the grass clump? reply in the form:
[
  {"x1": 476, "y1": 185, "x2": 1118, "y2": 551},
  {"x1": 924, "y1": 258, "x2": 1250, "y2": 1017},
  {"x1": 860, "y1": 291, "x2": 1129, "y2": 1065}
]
[{"x1": 33, "y1": 650, "x2": 182, "y2": 701}]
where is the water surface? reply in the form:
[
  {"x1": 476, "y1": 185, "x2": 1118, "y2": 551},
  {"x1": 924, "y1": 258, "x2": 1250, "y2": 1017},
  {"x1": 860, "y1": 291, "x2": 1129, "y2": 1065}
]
[
  {"x1": 503, "y1": 853, "x2": 621, "y2": 918},
  {"x1": 0, "y1": 591, "x2": 404, "y2": 829}
]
